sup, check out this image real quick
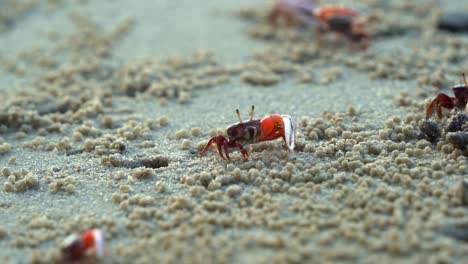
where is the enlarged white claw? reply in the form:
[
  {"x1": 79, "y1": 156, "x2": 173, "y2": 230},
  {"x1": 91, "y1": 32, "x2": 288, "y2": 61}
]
[
  {"x1": 92, "y1": 229, "x2": 105, "y2": 258},
  {"x1": 281, "y1": 115, "x2": 296, "y2": 150}
]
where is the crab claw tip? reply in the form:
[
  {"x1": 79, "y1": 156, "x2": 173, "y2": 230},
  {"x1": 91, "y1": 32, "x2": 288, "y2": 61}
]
[{"x1": 281, "y1": 115, "x2": 296, "y2": 151}]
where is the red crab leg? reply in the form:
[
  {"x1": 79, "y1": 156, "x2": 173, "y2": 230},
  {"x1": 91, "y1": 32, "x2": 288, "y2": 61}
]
[
  {"x1": 240, "y1": 148, "x2": 249, "y2": 160},
  {"x1": 200, "y1": 135, "x2": 249, "y2": 161},
  {"x1": 223, "y1": 141, "x2": 231, "y2": 160},
  {"x1": 200, "y1": 137, "x2": 214, "y2": 158},
  {"x1": 224, "y1": 141, "x2": 249, "y2": 161},
  {"x1": 200, "y1": 136, "x2": 225, "y2": 159},
  {"x1": 233, "y1": 142, "x2": 249, "y2": 160},
  {"x1": 426, "y1": 93, "x2": 456, "y2": 119}
]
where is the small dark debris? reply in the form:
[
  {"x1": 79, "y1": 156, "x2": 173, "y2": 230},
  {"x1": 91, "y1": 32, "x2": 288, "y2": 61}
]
[
  {"x1": 111, "y1": 141, "x2": 126, "y2": 152},
  {"x1": 65, "y1": 148, "x2": 86, "y2": 156},
  {"x1": 235, "y1": 8, "x2": 261, "y2": 22},
  {"x1": 458, "y1": 179, "x2": 468, "y2": 206},
  {"x1": 418, "y1": 120, "x2": 440, "y2": 143},
  {"x1": 447, "y1": 113, "x2": 468, "y2": 132},
  {"x1": 440, "y1": 221, "x2": 468, "y2": 242},
  {"x1": 35, "y1": 99, "x2": 77, "y2": 115},
  {"x1": 446, "y1": 132, "x2": 468, "y2": 150},
  {"x1": 123, "y1": 82, "x2": 151, "y2": 97},
  {"x1": 438, "y1": 12, "x2": 468, "y2": 33},
  {"x1": 445, "y1": 113, "x2": 468, "y2": 151}
]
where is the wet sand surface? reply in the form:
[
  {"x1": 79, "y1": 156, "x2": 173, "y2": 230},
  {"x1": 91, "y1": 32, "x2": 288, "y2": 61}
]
[{"x1": 0, "y1": 0, "x2": 467, "y2": 263}]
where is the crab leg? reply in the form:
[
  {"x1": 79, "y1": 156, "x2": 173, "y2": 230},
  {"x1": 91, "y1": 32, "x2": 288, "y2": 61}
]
[
  {"x1": 200, "y1": 135, "x2": 249, "y2": 160},
  {"x1": 216, "y1": 136, "x2": 227, "y2": 159},
  {"x1": 200, "y1": 136, "x2": 227, "y2": 159},
  {"x1": 426, "y1": 93, "x2": 455, "y2": 119},
  {"x1": 223, "y1": 141, "x2": 231, "y2": 160},
  {"x1": 238, "y1": 144, "x2": 249, "y2": 160},
  {"x1": 200, "y1": 137, "x2": 217, "y2": 158},
  {"x1": 229, "y1": 141, "x2": 249, "y2": 160}
]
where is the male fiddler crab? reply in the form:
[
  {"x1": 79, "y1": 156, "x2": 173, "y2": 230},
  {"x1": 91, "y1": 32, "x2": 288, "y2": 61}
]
[
  {"x1": 200, "y1": 106, "x2": 296, "y2": 161},
  {"x1": 61, "y1": 229, "x2": 105, "y2": 261},
  {"x1": 426, "y1": 73, "x2": 468, "y2": 119},
  {"x1": 268, "y1": 0, "x2": 369, "y2": 49}
]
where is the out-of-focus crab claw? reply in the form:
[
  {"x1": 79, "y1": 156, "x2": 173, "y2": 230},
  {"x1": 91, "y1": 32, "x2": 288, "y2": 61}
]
[
  {"x1": 281, "y1": 114, "x2": 296, "y2": 150},
  {"x1": 61, "y1": 229, "x2": 105, "y2": 261}
]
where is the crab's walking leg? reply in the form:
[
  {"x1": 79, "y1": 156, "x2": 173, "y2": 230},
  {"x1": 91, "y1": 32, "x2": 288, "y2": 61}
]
[
  {"x1": 315, "y1": 26, "x2": 326, "y2": 48},
  {"x1": 224, "y1": 141, "x2": 249, "y2": 161},
  {"x1": 238, "y1": 144, "x2": 249, "y2": 160},
  {"x1": 426, "y1": 93, "x2": 455, "y2": 119},
  {"x1": 200, "y1": 136, "x2": 229, "y2": 160},
  {"x1": 228, "y1": 141, "x2": 249, "y2": 160},
  {"x1": 462, "y1": 73, "x2": 468, "y2": 88},
  {"x1": 223, "y1": 141, "x2": 231, "y2": 160},
  {"x1": 200, "y1": 136, "x2": 248, "y2": 161},
  {"x1": 217, "y1": 137, "x2": 227, "y2": 160},
  {"x1": 200, "y1": 137, "x2": 217, "y2": 158}
]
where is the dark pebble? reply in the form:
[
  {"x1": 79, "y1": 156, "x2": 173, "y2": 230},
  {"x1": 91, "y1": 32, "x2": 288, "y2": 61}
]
[
  {"x1": 446, "y1": 132, "x2": 468, "y2": 150},
  {"x1": 447, "y1": 113, "x2": 468, "y2": 132},
  {"x1": 440, "y1": 221, "x2": 468, "y2": 242},
  {"x1": 438, "y1": 12, "x2": 468, "y2": 33},
  {"x1": 460, "y1": 179, "x2": 468, "y2": 206},
  {"x1": 418, "y1": 120, "x2": 440, "y2": 143}
]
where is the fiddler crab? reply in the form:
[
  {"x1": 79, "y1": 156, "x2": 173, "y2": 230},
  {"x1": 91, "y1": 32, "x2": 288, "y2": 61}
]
[
  {"x1": 200, "y1": 105, "x2": 296, "y2": 161},
  {"x1": 61, "y1": 229, "x2": 105, "y2": 261},
  {"x1": 268, "y1": 0, "x2": 369, "y2": 49},
  {"x1": 426, "y1": 73, "x2": 468, "y2": 119}
]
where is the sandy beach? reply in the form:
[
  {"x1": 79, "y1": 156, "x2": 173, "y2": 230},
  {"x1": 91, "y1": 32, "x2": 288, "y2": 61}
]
[{"x1": 0, "y1": 0, "x2": 467, "y2": 263}]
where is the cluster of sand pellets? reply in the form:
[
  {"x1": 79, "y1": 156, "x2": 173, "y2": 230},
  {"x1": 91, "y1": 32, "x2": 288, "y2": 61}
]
[
  {"x1": 176, "y1": 110, "x2": 467, "y2": 261},
  {"x1": 113, "y1": 51, "x2": 234, "y2": 104},
  {"x1": 0, "y1": 0, "x2": 467, "y2": 263},
  {"x1": 237, "y1": 0, "x2": 468, "y2": 92}
]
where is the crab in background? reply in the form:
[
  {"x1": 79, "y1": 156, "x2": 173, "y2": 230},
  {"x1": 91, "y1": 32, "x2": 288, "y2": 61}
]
[
  {"x1": 268, "y1": 0, "x2": 369, "y2": 49},
  {"x1": 313, "y1": 6, "x2": 369, "y2": 49},
  {"x1": 426, "y1": 73, "x2": 468, "y2": 119},
  {"x1": 61, "y1": 229, "x2": 105, "y2": 261},
  {"x1": 200, "y1": 105, "x2": 296, "y2": 161},
  {"x1": 267, "y1": 0, "x2": 316, "y2": 26}
]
